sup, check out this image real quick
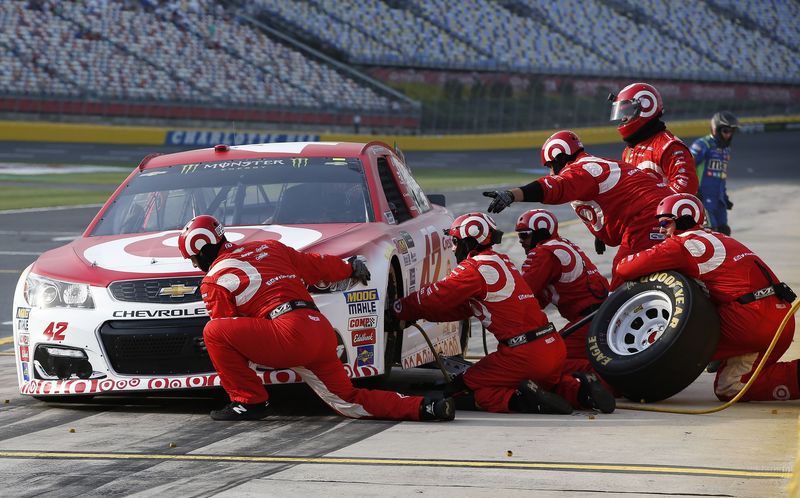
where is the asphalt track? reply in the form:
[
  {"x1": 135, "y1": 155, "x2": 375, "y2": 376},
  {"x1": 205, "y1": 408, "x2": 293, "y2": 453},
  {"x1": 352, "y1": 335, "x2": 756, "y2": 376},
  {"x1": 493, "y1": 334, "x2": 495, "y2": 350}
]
[{"x1": 0, "y1": 131, "x2": 798, "y2": 496}]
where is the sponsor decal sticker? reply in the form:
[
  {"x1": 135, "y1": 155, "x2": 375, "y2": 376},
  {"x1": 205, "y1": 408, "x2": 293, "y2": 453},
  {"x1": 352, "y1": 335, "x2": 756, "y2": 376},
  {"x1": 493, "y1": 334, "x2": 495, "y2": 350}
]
[
  {"x1": 356, "y1": 345, "x2": 375, "y2": 366},
  {"x1": 344, "y1": 289, "x2": 379, "y2": 315},
  {"x1": 351, "y1": 328, "x2": 376, "y2": 347},
  {"x1": 21, "y1": 362, "x2": 29, "y2": 382},
  {"x1": 19, "y1": 345, "x2": 29, "y2": 362},
  {"x1": 16, "y1": 307, "x2": 30, "y2": 331},
  {"x1": 348, "y1": 315, "x2": 377, "y2": 330},
  {"x1": 18, "y1": 333, "x2": 29, "y2": 346}
]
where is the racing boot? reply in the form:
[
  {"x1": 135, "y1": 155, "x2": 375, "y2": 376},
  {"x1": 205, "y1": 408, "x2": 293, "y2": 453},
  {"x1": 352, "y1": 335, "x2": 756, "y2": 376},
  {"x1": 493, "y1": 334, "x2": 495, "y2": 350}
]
[
  {"x1": 510, "y1": 380, "x2": 573, "y2": 414},
  {"x1": 573, "y1": 372, "x2": 616, "y2": 414},
  {"x1": 210, "y1": 401, "x2": 271, "y2": 421},
  {"x1": 419, "y1": 395, "x2": 456, "y2": 421}
]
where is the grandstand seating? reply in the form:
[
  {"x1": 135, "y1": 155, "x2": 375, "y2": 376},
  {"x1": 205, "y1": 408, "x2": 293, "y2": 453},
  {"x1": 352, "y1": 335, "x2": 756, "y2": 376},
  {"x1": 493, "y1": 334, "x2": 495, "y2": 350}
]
[{"x1": 0, "y1": 0, "x2": 796, "y2": 130}]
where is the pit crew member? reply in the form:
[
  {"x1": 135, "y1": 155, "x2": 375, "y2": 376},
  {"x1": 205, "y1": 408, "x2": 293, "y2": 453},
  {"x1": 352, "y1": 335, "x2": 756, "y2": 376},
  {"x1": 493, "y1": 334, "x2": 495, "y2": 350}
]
[
  {"x1": 484, "y1": 130, "x2": 669, "y2": 288},
  {"x1": 515, "y1": 208, "x2": 609, "y2": 362},
  {"x1": 392, "y1": 212, "x2": 615, "y2": 414},
  {"x1": 690, "y1": 111, "x2": 739, "y2": 235},
  {"x1": 615, "y1": 194, "x2": 799, "y2": 402},
  {"x1": 178, "y1": 215, "x2": 455, "y2": 421},
  {"x1": 601, "y1": 82, "x2": 697, "y2": 257}
]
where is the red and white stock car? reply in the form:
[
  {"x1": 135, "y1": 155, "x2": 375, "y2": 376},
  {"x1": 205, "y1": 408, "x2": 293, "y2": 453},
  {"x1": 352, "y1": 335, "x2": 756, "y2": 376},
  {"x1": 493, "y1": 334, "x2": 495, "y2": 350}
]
[{"x1": 13, "y1": 141, "x2": 467, "y2": 400}]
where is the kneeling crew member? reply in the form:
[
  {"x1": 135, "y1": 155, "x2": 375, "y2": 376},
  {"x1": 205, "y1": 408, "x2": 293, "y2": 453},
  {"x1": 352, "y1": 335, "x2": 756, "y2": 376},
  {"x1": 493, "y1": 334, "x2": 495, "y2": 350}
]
[
  {"x1": 178, "y1": 215, "x2": 455, "y2": 421},
  {"x1": 516, "y1": 209, "x2": 615, "y2": 412},
  {"x1": 616, "y1": 194, "x2": 799, "y2": 402},
  {"x1": 393, "y1": 213, "x2": 614, "y2": 414}
]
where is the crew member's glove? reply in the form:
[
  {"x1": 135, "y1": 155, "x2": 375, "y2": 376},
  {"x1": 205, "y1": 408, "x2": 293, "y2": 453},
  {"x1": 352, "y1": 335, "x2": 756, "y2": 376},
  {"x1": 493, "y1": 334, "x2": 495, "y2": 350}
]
[
  {"x1": 725, "y1": 198, "x2": 733, "y2": 210},
  {"x1": 483, "y1": 190, "x2": 515, "y2": 214},
  {"x1": 388, "y1": 299, "x2": 416, "y2": 331},
  {"x1": 348, "y1": 255, "x2": 371, "y2": 285},
  {"x1": 594, "y1": 237, "x2": 606, "y2": 255}
]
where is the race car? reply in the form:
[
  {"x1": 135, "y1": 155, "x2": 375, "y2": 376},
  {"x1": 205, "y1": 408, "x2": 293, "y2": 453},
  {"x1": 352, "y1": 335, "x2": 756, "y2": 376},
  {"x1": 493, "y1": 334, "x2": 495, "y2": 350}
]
[{"x1": 13, "y1": 141, "x2": 467, "y2": 399}]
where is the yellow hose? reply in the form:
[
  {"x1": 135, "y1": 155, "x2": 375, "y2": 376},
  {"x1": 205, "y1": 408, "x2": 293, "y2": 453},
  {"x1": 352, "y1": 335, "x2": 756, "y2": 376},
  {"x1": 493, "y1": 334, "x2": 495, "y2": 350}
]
[{"x1": 617, "y1": 298, "x2": 800, "y2": 414}]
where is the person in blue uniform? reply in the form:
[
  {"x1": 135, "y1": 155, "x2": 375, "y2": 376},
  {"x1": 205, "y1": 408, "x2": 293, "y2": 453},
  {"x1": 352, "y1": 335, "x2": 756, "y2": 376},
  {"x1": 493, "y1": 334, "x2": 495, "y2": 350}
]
[{"x1": 690, "y1": 111, "x2": 739, "y2": 235}]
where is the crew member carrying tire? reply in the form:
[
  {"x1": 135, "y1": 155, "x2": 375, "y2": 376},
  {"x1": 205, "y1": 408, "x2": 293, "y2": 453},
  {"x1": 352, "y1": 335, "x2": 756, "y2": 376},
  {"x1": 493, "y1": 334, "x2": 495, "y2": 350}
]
[
  {"x1": 391, "y1": 212, "x2": 615, "y2": 414},
  {"x1": 484, "y1": 130, "x2": 669, "y2": 288},
  {"x1": 178, "y1": 215, "x2": 455, "y2": 421},
  {"x1": 615, "y1": 194, "x2": 799, "y2": 402}
]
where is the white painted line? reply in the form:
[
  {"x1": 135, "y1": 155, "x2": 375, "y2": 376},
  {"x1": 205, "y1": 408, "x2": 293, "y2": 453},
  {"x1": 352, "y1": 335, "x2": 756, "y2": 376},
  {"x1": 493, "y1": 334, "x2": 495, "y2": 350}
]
[
  {"x1": 52, "y1": 236, "x2": 79, "y2": 242},
  {"x1": 0, "y1": 251, "x2": 41, "y2": 256},
  {"x1": 0, "y1": 204, "x2": 102, "y2": 215},
  {"x1": 1, "y1": 321, "x2": 11, "y2": 325}
]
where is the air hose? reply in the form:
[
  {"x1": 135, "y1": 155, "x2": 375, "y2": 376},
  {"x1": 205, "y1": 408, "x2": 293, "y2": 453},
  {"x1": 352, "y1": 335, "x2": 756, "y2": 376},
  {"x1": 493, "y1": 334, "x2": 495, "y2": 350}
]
[
  {"x1": 411, "y1": 323, "x2": 453, "y2": 383},
  {"x1": 617, "y1": 298, "x2": 800, "y2": 414}
]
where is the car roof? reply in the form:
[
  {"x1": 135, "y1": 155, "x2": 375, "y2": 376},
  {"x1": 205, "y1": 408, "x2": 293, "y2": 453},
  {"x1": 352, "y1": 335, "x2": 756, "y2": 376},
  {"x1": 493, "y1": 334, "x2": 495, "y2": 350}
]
[{"x1": 142, "y1": 142, "x2": 372, "y2": 170}]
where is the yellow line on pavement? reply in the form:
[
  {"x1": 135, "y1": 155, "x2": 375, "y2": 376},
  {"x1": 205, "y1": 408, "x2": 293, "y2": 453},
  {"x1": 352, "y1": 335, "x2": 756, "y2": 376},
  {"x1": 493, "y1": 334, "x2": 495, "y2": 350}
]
[
  {"x1": 0, "y1": 337, "x2": 13, "y2": 345},
  {"x1": 0, "y1": 269, "x2": 21, "y2": 273},
  {"x1": 0, "y1": 451, "x2": 789, "y2": 478}
]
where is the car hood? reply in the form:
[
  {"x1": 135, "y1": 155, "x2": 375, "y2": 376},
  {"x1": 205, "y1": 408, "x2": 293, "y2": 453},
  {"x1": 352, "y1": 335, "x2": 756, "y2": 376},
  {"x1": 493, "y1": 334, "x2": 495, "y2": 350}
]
[{"x1": 31, "y1": 223, "x2": 387, "y2": 286}]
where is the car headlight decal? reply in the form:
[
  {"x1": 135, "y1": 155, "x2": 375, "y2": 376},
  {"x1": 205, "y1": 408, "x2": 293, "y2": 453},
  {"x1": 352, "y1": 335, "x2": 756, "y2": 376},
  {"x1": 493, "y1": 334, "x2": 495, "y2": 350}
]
[{"x1": 24, "y1": 273, "x2": 95, "y2": 309}]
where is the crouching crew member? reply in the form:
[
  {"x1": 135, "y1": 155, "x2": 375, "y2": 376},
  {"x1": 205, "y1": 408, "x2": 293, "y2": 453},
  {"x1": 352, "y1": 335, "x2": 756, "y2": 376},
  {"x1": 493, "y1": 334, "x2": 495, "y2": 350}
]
[
  {"x1": 616, "y1": 194, "x2": 799, "y2": 402},
  {"x1": 515, "y1": 209, "x2": 615, "y2": 411},
  {"x1": 392, "y1": 212, "x2": 614, "y2": 414},
  {"x1": 178, "y1": 214, "x2": 455, "y2": 421}
]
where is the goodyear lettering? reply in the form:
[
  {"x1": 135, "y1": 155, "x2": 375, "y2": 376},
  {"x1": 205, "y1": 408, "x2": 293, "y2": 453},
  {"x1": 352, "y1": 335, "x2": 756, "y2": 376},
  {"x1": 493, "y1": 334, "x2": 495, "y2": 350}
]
[
  {"x1": 344, "y1": 289, "x2": 379, "y2": 303},
  {"x1": 587, "y1": 336, "x2": 612, "y2": 366},
  {"x1": 112, "y1": 308, "x2": 208, "y2": 318}
]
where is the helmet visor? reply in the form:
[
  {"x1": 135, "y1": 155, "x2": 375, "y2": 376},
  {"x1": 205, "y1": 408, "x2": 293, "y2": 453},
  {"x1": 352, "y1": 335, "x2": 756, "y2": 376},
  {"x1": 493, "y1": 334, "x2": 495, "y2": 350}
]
[{"x1": 610, "y1": 100, "x2": 640, "y2": 122}]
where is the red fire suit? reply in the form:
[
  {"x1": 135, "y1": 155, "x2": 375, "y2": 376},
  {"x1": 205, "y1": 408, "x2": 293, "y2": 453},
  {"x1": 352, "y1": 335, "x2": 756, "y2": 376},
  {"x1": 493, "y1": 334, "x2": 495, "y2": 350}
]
[
  {"x1": 616, "y1": 229, "x2": 798, "y2": 401},
  {"x1": 394, "y1": 249, "x2": 582, "y2": 412},
  {"x1": 521, "y1": 236, "x2": 609, "y2": 361},
  {"x1": 200, "y1": 240, "x2": 423, "y2": 420},
  {"x1": 623, "y1": 129, "x2": 698, "y2": 195},
  {"x1": 535, "y1": 152, "x2": 670, "y2": 288}
]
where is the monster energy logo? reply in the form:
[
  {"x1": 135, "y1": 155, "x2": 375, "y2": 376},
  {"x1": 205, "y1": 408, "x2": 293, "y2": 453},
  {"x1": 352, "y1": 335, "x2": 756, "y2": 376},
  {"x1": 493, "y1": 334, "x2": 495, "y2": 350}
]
[
  {"x1": 181, "y1": 163, "x2": 200, "y2": 174},
  {"x1": 291, "y1": 158, "x2": 308, "y2": 168}
]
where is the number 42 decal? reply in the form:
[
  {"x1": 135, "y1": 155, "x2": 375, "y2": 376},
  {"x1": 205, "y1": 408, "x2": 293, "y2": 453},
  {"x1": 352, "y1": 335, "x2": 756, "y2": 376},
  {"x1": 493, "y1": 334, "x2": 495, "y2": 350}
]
[{"x1": 43, "y1": 322, "x2": 67, "y2": 341}]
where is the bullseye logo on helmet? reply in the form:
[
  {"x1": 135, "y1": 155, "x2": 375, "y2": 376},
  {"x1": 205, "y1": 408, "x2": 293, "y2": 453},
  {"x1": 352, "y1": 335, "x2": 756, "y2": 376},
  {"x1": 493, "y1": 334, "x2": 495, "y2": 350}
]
[
  {"x1": 183, "y1": 227, "x2": 220, "y2": 257},
  {"x1": 633, "y1": 89, "x2": 658, "y2": 118},
  {"x1": 451, "y1": 213, "x2": 495, "y2": 245},
  {"x1": 543, "y1": 139, "x2": 571, "y2": 163},
  {"x1": 670, "y1": 198, "x2": 702, "y2": 222},
  {"x1": 520, "y1": 209, "x2": 557, "y2": 234}
]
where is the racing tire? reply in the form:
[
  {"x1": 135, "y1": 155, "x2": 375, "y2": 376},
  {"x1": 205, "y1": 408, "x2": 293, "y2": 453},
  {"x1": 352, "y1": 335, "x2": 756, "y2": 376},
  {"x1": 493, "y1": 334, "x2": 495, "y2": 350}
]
[
  {"x1": 379, "y1": 262, "x2": 403, "y2": 382},
  {"x1": 587, "y1": 271, "x2": 720, "y2": 402}
]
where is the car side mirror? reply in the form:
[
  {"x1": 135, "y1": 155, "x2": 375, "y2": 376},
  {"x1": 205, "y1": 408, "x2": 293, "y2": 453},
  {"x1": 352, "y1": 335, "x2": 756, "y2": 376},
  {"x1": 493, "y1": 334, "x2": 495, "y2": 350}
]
[{"x1": 428, "y1": 194, "x2": 446, "y2": 207}]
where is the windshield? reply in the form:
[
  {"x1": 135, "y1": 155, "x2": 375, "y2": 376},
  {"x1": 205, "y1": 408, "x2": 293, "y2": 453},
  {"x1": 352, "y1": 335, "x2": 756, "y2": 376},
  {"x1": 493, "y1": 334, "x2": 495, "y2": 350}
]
[{"x1": 92, "y1": 156, "x2": 372, "y2": 236}]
